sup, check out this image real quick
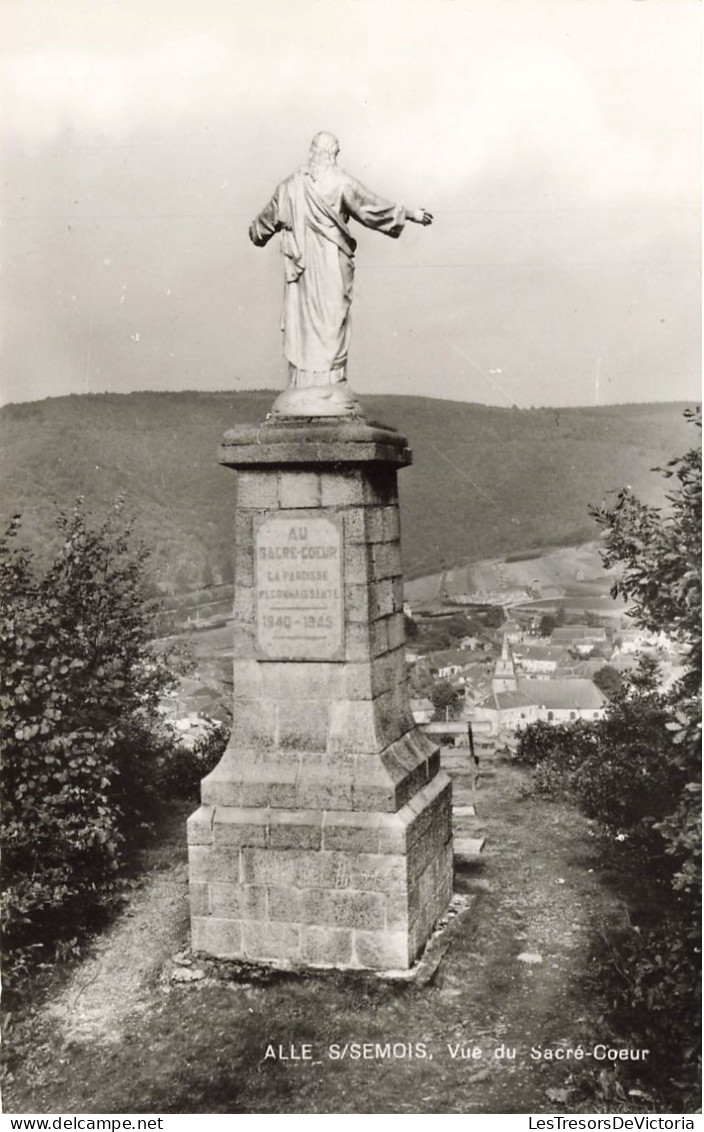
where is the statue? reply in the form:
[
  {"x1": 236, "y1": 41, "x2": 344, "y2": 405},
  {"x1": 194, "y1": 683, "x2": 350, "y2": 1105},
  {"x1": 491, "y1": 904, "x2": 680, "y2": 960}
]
[{"x1": 249, "y1": 131, "x2": 432, "y2": 417}]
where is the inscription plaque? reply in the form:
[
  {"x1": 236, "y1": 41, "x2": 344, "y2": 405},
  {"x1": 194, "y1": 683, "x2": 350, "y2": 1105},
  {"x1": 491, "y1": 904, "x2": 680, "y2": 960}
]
[{"x1": 254, "y1": 512, "x2": 344, "y2": 660}]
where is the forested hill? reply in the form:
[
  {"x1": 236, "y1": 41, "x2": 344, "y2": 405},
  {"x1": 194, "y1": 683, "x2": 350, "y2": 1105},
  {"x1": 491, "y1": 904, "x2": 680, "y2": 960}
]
[{"x1": 0, "y1": 391, "x2": 696, "y2": 592}]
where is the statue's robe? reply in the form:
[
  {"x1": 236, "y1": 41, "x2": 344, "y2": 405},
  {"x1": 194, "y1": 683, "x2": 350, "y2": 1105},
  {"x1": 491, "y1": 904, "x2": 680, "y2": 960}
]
[{"x1": 250, "y1": 164, "x2": 406, "y2": 383}]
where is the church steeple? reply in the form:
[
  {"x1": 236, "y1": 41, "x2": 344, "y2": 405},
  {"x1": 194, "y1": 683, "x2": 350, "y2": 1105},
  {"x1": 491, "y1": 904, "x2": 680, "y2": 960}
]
[{"x1": 492, "y1": 632, "x2": 517, "y2": 693}]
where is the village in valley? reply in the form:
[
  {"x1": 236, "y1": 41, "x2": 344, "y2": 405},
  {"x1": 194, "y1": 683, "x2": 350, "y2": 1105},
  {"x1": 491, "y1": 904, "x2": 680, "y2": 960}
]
[
  {"x1": 160, "y1": 538, "x2": 687, "y2": 763},
  {"x1": 402, "y1": 541, "x2": 686, "y2": 760}
]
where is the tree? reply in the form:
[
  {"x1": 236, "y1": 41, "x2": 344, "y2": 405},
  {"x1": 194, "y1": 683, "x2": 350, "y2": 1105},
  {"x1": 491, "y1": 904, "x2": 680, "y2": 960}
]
[
  {"x1": 591, "y1": 407, "x2": 701, "y2": 896},
  {"x1": 429, "y1": 678, "x2": 461, "y2": 720},
  {"x1": 538, "y1": 613, "x2": 556, "y2": 637},
  {"x1": 0, "y1": 500, "x2": 178, "y2": 972},
  {"x1": 403, "y1": 613, "x2": 419, "y2": 640},
  {"x1": 482, "y1": 605, "x2": 504, "y2": 629},
  {"x1": 515, "y1": 411, "x2": 702, "y2": 1108},
  {"x1": 592, "y1": 664, "x2": 621, "y2": 698},
  {"x1": 592, "y1": 407, "x2": 701, "y2": 693}
]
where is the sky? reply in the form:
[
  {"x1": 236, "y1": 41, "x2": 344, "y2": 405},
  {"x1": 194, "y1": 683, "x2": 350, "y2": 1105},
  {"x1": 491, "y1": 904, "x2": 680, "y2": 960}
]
[{"x1": 1, "y1": 0, "x2": 701, "y2": 408}]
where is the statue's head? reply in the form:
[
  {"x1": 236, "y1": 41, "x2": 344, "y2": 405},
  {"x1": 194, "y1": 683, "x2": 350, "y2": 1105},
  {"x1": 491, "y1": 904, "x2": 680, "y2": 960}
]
[{"x1": 309, "y1": 131, "x2": 340, "y2": 162}]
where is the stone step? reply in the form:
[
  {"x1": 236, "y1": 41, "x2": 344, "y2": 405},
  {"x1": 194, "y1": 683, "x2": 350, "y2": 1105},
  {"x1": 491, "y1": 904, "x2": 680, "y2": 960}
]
[{"x1": 453, "y1": 837, "x2": 486, "y2": 859}]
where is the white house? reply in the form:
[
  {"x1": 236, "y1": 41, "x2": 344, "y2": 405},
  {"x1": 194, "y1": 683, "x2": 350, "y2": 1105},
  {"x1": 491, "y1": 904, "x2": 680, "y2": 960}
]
[{"x1": 470, "y1": 635, "x2": 606, "y2": 736}]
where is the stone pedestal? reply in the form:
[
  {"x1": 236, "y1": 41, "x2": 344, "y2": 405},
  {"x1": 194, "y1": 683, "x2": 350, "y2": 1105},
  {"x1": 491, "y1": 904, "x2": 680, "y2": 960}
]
[{"x1": 187, "y1": 417, "x2": 453, "y2": 969}]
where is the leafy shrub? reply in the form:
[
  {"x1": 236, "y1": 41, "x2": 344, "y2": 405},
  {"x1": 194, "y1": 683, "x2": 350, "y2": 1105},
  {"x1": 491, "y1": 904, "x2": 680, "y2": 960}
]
[
  {"x1": 0, "y1": 501, "x2": 183, "y2": 977},
  {"x1": 149, "y1": 720, "x2": 229, "y2": 801}
]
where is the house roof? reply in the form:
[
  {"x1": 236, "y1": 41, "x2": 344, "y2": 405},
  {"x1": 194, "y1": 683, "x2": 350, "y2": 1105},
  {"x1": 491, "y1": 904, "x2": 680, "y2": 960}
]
[
  {"x1": 478, "y1": 690, "x2": 536, "y2": 711},
  {"x1": 478, "y1": 678, "x2": 606, "y2": 712},
  {"x1": 552, "y1": 625, "x2": 607, "y2": 642},
  {"x1": 410, "y1": 697, "x2": 434, "y2": 712},
  {"x1": 428, "y1": 648, "x2": 474, "y2": 667},
  {"x1": 517, "y1": 677, "x2": 606, "y2": 710},
  {"x1": 515, "y1": 643, "x2": 566, "y2": 661}
]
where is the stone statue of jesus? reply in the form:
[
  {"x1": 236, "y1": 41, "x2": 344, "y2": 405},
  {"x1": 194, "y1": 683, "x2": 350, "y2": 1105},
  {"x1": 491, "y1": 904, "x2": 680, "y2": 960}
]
[{"x1": 249, "y1": 131, "x2": 432, "y2": 417}]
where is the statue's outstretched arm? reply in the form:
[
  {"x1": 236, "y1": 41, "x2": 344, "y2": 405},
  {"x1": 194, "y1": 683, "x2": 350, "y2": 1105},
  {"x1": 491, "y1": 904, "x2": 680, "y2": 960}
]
[
  {"x1": 249, "y1": 194, "x2": 282, "y2": 247},
  {"x1": 407, "y1": 208, "x2": 433, "y2": 226}
]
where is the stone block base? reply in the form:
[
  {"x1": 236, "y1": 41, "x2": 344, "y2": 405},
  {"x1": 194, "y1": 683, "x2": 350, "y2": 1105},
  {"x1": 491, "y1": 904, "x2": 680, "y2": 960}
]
[{"x1": 188, "y1": 772, "x2": 453, "y2": 969}]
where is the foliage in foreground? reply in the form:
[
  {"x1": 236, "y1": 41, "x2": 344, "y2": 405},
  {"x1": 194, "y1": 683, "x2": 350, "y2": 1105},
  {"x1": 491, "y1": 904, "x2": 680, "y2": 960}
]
[
  {"x1": 516, "y1": 409, "x2": 701, "y2": 1110},
  {"x1": 0, "y1": 500, "x2": 226, "y2": 985}
]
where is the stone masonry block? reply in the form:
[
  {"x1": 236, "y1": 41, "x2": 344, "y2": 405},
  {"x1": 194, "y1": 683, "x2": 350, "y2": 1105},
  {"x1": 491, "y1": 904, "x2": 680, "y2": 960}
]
[
  {"x1": 371, "y1": 579, "x2": 395, "y2": 619},
  {"x1": 377, "y1": 813, "x2": 409, "y2": 854},
  {"x1": 363, "y1": 507, "x2": 386, "y2": 544},
  {"x1": 341, "y1": 662, "x2": 374, "y2": 699},
  {"x1": 190, "y1": 915, "x2": 209, "y2": 953},
  {"x1": 353, "y1": 929, "x2": 409, "y2": 970},
  {"x1": 267, "y1": 885, "x2": 306, "y2": 923},
  {"x1": 342, "y1": 508, "x2": 367, "y2": 544},
  {"x1": 209, "y1": 883, "x2": 267, "y2": 919},
  {"x1": 344, "y1": 622, "x2": 372, "y2": 661},
  {"x1": 233, "y1": 584, "x2": 255, "y2": 624},
  {"x1": 372, "y1": 541, "x2": 402, "y2": 581},
  {"x1": 213, "y1": 807, "x2": 269, "y2": 847},
  {"x1": 345, "y1": 583, "x2": 372, "y2": 623},
  {"x1": 320, "y1": 470, "x2": 365, "y2": 507},
  {"x1": 242, "y1": 920, "x2": 301, "y2": 962},
  {"x1": 385, "y1": 889, "x2": 411, "y2": 930},
  {"x1": 301, "y1": 926, "x2": 354, "y2": 966},
  {"x1": 241, "y1": 848, "x2": 344, "y2": 889},
  {"x1": 189, "y1": 843, "x2": 241, "y2": 884},
  {"x1": 232, "y1": 624, "x2": 255, "y2": 658},
  {"x1": 232, "y1": 658, "x2": 263, "y2": 699},
  {"x1": 352, "y1": 782, "x2": 396, "y2": 812},
  {"x1": 387, "y1": 613, "x2": 407, "y2": 651},
  {"x1": 189, "y1": 882, "x2": 209, "y2": 917},
  {"x1": 234, "y1": 541, "x2": 254, "y2": 587},
  {"x1": 277, "y1": 700, "x2": 329, "y2": 751},
  {"x1": 307, "y1": 889, "x2": 386, "y2": 930},
  {"x1": 236, "y1": 781, "x2": 273, "y2": 808},
  {"x1": 371, "y1": 650, "x2": 404, "y2": 696},
  {"x1": 187, "y1": 805, "x2": 214, "y2": 845},
  {"x1": 391, "y1": 576, "x2": 405, "y2": 610},
  {"x1": 241, "y1": 753, "x2": 300, "y2": 783},
  {"x1": 201, "y1": 777, "x2": 244, "y2": 808},
  {"x1": 370, "y1": 619, "x2": 389, "y2": 657},
  {"x1": 234, "y1": 510, "x2": 254, "y2": 547},
  {"x1": 375, "y1": 690, "x2": 415, "y2": 750},
  {"x1": 203, "y1": 917, "x2": 244, "y2": 959},
  {"x1": 237, "y1": 470, "x2": 280, "y2": 510},
  {"x1": 231, "y1": 698, "x2": 278, "y2": 748},
  {"x1": 295, "y1": 775, "x2": 354, "y2": 811},
  {"x1": 278, "y1": 471, "x2": 320, "y2": 509},
  {"x1": 382, "y1": 506, "x2": 401, "y2": 542},
  {"x1": 360, "y1": 469, "x2": 397, "y2": 506},
  {"x1": 328, "y1": 700, "x2": 379, "y2": 754},
  {"x1": 346, "y1": 853, "x2": 407, "y2": 893},
  {"x1": 322, "y1": 817, "x2": 381, "y2": 853},
  {"x1": 261, "y1": 662, "x2": 343, "y2": 703},
  {"x1": 265, "y1": 781, "x2": 300, "y2": 808},
  {"x1": 267, "y1": 811, "x2": 323, "y2": 851},
  {"x1": 344, "y1": 543, "x2": 373, "y2": 584}
]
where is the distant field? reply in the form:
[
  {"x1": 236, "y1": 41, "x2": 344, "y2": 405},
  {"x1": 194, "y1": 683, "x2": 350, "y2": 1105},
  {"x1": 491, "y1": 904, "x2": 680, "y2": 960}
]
[{"x1": 404, "y1": 540, "x2": 621, "y2": 608}]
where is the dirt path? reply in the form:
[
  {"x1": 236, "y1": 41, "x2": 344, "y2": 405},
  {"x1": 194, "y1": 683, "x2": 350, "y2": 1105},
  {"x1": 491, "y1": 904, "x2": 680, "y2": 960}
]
[
  {"x1": 4, "y1": 758, "x2": 624, "y2": 1114},
  {"x1": 44, "y1": 868, "x2": 190, "y2": 1044}
]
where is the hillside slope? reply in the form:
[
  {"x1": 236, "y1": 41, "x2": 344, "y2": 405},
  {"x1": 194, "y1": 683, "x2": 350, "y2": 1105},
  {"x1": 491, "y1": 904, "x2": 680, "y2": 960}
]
[{"x1": 0, "y1": 391, "x2": 695, "y2": 590}]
